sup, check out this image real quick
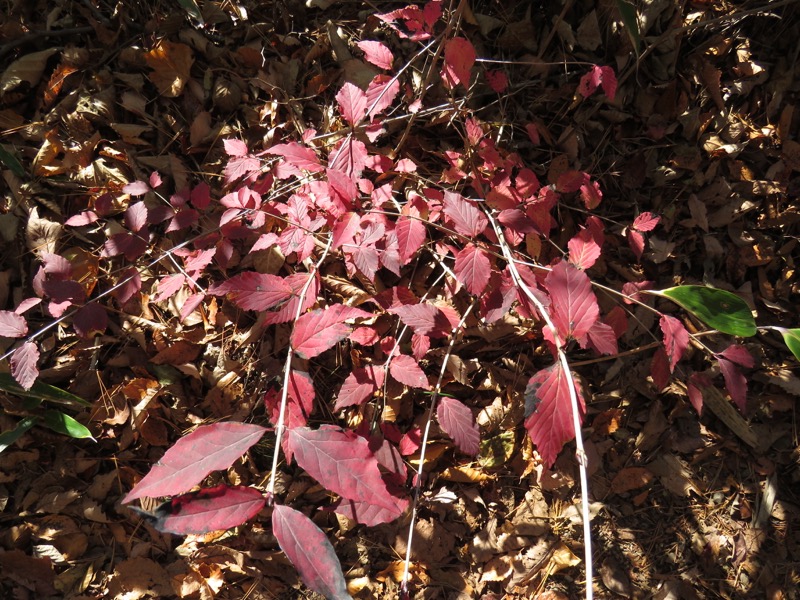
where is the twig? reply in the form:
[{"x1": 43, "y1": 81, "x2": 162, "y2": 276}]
[{"x1": 0, "y1": 27, "x2": 93, "y2": 60}]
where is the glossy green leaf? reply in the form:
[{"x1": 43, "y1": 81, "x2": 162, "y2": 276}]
[
  {"x1": 615, "y1": 0, "x2": 641, "y2": 56},
  {"x1": 778, "y1": 328, "x2": 800, "y2": 362},
  {"x1": 0, "y1": 144, "x2": 25, "y2": 177},
  {"x1": 41, "y1": 410, "x2": 95, "y2": 440},
  {"x1": 0, "y1": 373, "x2": 91, "y2": 406},
  {"x1": 0, "y1": 417, "x2": 37, "y2": 453},
  {"x1": 658, "y1": 286, "x2": 757, "y2": 337}
]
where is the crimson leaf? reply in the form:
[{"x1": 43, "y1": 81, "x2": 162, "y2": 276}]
[
  {"x1": 436, "y1": 396, "x2": 479, "y2": 455},
  {"x1": 134, "y1": 484, "x2": 265, "y2": 535},
  {"x1": 545, "y1": 260, "x2": 600, "y2": 346},
  {"x1": 660, "y1": 315, "x2": 689, "y2": 372},
  {"x1": 442, "y1": 191, "x2": 487, "y2": 237},
  {"x1": 336, "y1": 82, "x2": 367, "y2": 126},
  {"x1": 335, "y1": 365, "x2": 386, "y2": 409},
  {"x1": 291, "y1": 305, "x2": 372, "y2": 359},
  {"x1": 453, "y1": 244, "x2": 491, "y2": 295},
  {"x1": 272, "y1": 504, "x2": 352, "y2": 600},
  {"x1": 123, "y1": 422, "x2": 267, "y2": 503},
  {"x1": 208, "y1": 272, "x2": 293, "y2": 312},
  {"x1": 388, "y1": 354, "x2": 429, "y2": 389}
]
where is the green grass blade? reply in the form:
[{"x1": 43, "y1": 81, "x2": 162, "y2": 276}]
[
  {"x1": 0, "y1": 373, "x2": 91, "y2": 407},
  {"x1": 0, "y1": 144, "x2": 25, "y2": 177},
  {"x1": 0, "y1": 417, "x2": 37, "y2": 453},
  {"x1": 615, "y1": 0, "x2": 641, "y2": 56},
  {"x1": 658, "y1": 286, "x2": 757, "y2": 337},
  {"x1": 778, "y1": 328, "x2": 800, "y2": 361},
  {"x1": 41, "y1": 410, "x2": 95, "y2": 440}
]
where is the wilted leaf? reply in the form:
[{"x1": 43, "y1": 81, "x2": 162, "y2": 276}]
[{"x1": 144, "y1": 41, "x2": 194, "y2": 97}]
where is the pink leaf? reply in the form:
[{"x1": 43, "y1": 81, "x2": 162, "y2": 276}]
[
  {"x1": 272, "y1": 504, "x2": 351, "y2": 600},
  {"x1": 14, "y1": 298, "x2": 41, "y2": 315},
  {"x1": 579, "y1": 180, "x2": 603, "y2": 209},
  {"x1": 328, "y1": 137, "x2": 368, "y2": 178},
  {"x1": 223, "y1": 138, "x2": 249, "y2": 157},
  {"x1": 65, "y1": 211, "x2": 99, "y2": 226},
  {"x1": 485, "y1": 69, "x2": 508, "y2": 93},
  {"x1": 388, "y1": 302, "x2": 453, "y2": 338},
  {"x1": 437, "y1": 396, "x2": 479, "y2": 455},
  {"x1": 263, "y1": 272, "x2": 320, "y2": 326},
  {"x1": 332, "y1": 494, "x2": 408, "y2": 526},
  {"x1": 627, "y1": 229, "x2": 646, "y2": 261},
  {"x1": 442, "y1": 191, "x2": 487, "y2": 237},
  {"x1": 10, "y1": 342, "x2": 39, "y2": 390},
  {"x1": 632, "y1": 212, "x2": 660, "y2": 232},
  {"x1": 291, "y1": 305, "x2": 372, "y2": 359},
  {"x1": 599, "y1": 65, "x2": 618, "y2": 101},
  {"x1": 138, "y1": 484, "x2": 265, "y2": 535},
  {"x1": 179, "y1": 293, "x2": 205, "y2": 322},
  {"x1": 524, "y1": 362, "x2": 586, "y2": 468},
  {"x1": 156, "y1": 273, "x2": 185, "y2": 302},
  {"x1": 545, "y1": 260, "x2": 600, "y2": 345},
  {"x1": 123, "y1": 180, "x2": 150, "y2": 196},
  {"x1": 395, "y1": 216, "x2": 426, "y2": 265},
  {"x1": 660, "y1": 315, "x2": 689, "y2": 372},
  {"x1": 0, "y1": 310, "x2": 28, "y2": 337},
  {"x1": 336, "y1": 82, "x2": 367, "y2": 126},
  {"x1": 577, "y1": 65, "x2": 617, "y2": 101},
  {"x1": 717, "y1": 356, "x2": 749, "y2": 412},
  {"x1": 389, "y1": 354, "x2": 429, "y2": 389},
  {"x1": 208, "y1": 272, "x2": 293, "y2": 312},
  {"x1": 453, "y1": 244, "x2": 491, "y2": 295},
  {"x1": 621, "y1": 280, "x2": 653, "y2": 303},
  {"x1": 266, "y1": 142, "x2": 324, "y2": 172},
  {"x1": 122, "y1": 422, "x2": 267, "y2": 503},
  {"x1": 567, "y1": 229, "x2": 601, "y2": 270},
  {"x1": 357, "y1": 40, "x2": 394, "y2": 70},
  {"x1": 125, "y1": 202, "x2": 148, "y2": 232},
  {"x1": 287, "y1": 426, "x2": 404, "y2": 512},
  {"x1": 335, "y1": 366, "x2": 385, "y2": 409},
  {"x1": 442, "y1": 37, "x2": 476, "y2": 89},
  {"x1": 586, "y1": 321, "x2": 618, "y2": 355}
]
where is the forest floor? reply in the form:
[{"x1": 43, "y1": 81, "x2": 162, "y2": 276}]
[{"x1": 1, "y1": 0, "x2": 799, "y2": 599}]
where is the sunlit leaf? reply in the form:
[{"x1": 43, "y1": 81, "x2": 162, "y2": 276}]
[
  {"x1": 41, "y1": 410, "x2": 95, "y2": 440},
  {"x1": 0, "y1": 373, "x2": 90, "y2": 406},
  {"x1": 657, "y1": 286, "x2": 757, "y2": 337},
  {"x1": 776, "y1": 328, "x2": 800, "y2": 362},
  {"x1": 0, "y1": 417, "x2": 37, "y2": 453}
]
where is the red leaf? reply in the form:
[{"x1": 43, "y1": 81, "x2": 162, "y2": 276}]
[
  {"x1": 599, "y1": 65, "x2": 618, "y2": 101},
  {"x1": 485, "y1": 69, "x2": 508, "y2": 93},
  {"x1": 660, "y1": 315, "x2": 689, "y2": 372},
  {"x1": 453, "y1": 244, "x2": 491, "y2": 295},
  {"x1": 717, "y1": 344, "x2": 754, "y2": 368},
  {"x1": 287, "y1": 426, "x2": 404, "y2": 512},
  {"x1": 328, "y1": 137, "x2": 368, "y2": 179},
  {"x1": 556, "y1": 170, "x2": 590, "y2": 193},
  {"x1": 577, "y1": 65, "x2": 617, "y2": 100},
  {"x1": 389, "y1": 354, "x2": 429, "y2": 389},
  {"x1": 10, "y1": 342, "x2": 39, "y2": 390},
  {"x1": 442, "y1": 191, "x2": 487, "y2": 237},
  {"x1": 395, "y1": 216, "x2": 426, "y2": 265},
  {"x1": 357, "y1": 40, "x2": 393, "y2": 70},
  {"x1": 0, "y1": 310, "x2": 27, "y2": 337},
  {"x1": 523, "y1": 362, "x2": 586, "y2": 468},
  {"x1": 138, "y1": 484, "x2": 265, "y2": 535},
  {"x1": 567, "y1": 229, "x2": 601, "y2": 270},
  {"x1": 580, "y1": 179, "x2": 603, "y2": 209},
  {"x1": 263, "y1": 272, "x2": 320, "y2": 325},
  {"x1": 208, "y1": 272, "x2": 293, "y2": 312},
  {"x1": 332, "y1": 494, "x2": 408, "y2": 526},
  {"x1": 336, "y1": 82, "x2": 367, "y2": 126},
  {"x1": 632, "y1": 211, "x2": 660, "y2": 232},
  {"x1": 335, "y1": 365, "x2": 385, "y2": 409},
  {"x1": 291, "y1": 305, "x2": 371, "y2": 359},
  {"x1": 123, "y1": 422, "x2": 267, "y2": 503},
  {"x1": 388, "y1": 302, "x2": 453, "y2": 337},
  {"x1": 650, "y1": 348, "x2": 671, "y2": 391},
  {"x1": 621, "y1": 280, "x2": 653, "y2": 303},
  {"x1": 627, "y1": 229, "x2": 646, "y2": 261},
  {"x1": 545, "y1": 261, "x2": 600, "y2": 345},
  {"x1": 272, "y1": 504, "x2": 351, "y2": 600},
  {"x1": 442, "y1": 37, "x2": 476, "y2": 89},
  {"x1": 365, "y1": 74, "x2": 400, "y2": 121},
  {"x1": 223, "y1": 138, "x2": 249, "y2": 157},
  {"x1": 266, "y1": 142, "x2": 324, "y2": 172},
  {"x1": 586, "y1": 321, "x2": 618, "y2": 355},
  {"x1": 717, "y1": 356, "x2": 748, "y2": 412},
  {"x1": 436, "y1": 396, "x2": 479, "y2": 455},
  {"x1": 687, "y1": 372, "x2": 712, "y2": 415},
  {"x1": 604, "y1": 305, "x2": 628, "y2": 338},
  {"x1": 73, "y1": 304, "x2": 108, "y2": 338}
]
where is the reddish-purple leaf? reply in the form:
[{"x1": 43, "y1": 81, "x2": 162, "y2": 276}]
[
  {"x1": 523, "y1": 361, "x2": 586, "y2": 469},
  {"x1": 14, "y1": 297, "x2": 41, "y2": 315},
  {"x1": 442, "y1": 191, "x2": 487, "y2": 237},
  {"x1": 627, "y1": 229, "x2": 646, "y2": 261},
  {"x1": 580, "y1": 180, "x2": 603, "y2": 209},
  {"x1": 263, "y1": 272, "x2": 319, "y2": 326},
  {"x1": 329, "y1": 137, "x2": 368, "y2": 179},
  {"x1": 287, "y1": 426, "x2": 403, "y2": 512},
  {"x1": 123, "y1": 180, "x2": 150, "y2": 196},
  {"x1": 717, "y1": 344, "x2": 754, "y2": 368},
  {"x1": 650, "y1": 348, "x2": 671, "y2": 391},
  {"x1": 442, "y1": 37, "x2": 476, "y2": 89},
  {"x1": 291, "y1": 305, "x2": 371, "y2": 359},
  {"x1": 335, "y1": 365, "x2": 385, "y2": 409},
  {"x1": 365, "y1": 74, "x2": 400, "y2": 120},
  {"x1": 577, "y1": 65, "x2": 617, "y2": 101},
  {"x1": 388, "y1": 302, "x2": 453, "y2": 338},
  {"x1": 545, "y1": 260, "x2": 600, "y2": 345},
  {"x1": 660, "y1": 315, "x2": 689, "y2": 372},
  {"x1": 632, "y1": 212, "x2": 660, "y2": 232},
  {"x1": 395, "y1": 216, "x2": 426, "y2": 265},
  {"x1": 687, "y1": 372, "x2": 713, "y2": 415},
  {"x1": 73, "y1": 304, "x2": 108, "y2": 338},
  {"x1": 125, "y1": 201, "x2": 148, "y2": 232},
  {"x1": 123, "y1": 422, "x2": 267, "y2": 503},
  {"x1": 621, "y1": 280, "x2": 653, "y2": 303},
  {"x1": 336, "y1": 82, "x2": 367, "y2": 126},
  {"x1": 0, "y1": 310, "x2": 27, "y2": 337},
  {"x1": 138, "y1": 484, "x2": 265, "y2": 535},
  {"x1": 389, "y1": 354, "x2": 429, "y2": 389},
  {"x1": 272, "y1": 504, "x2": 351, "y2": 600},
  {"x1": 208, "y1": 272, "x2": 293, "y2": 312},
  {"x1": 266, "y1": 142, "x2": 324, "y2": 172},
  {"x1": 453, "y1": 244, "x2": 491, "y2": 295},
  {"x1": 717, "y1": 356, "x2": 748, "y2": 412},
  {"x1": 585, "y1": 321, "x2": 618, "y2": 355},
  {"x1": 357, "y1": 40, "x2": 393, "y2": 70},
  {"x1": 332, "y1": 494, "x2": 408, "y2": 527},
  {"x1": 10, "y1": 342, "x2": 39, "y2": 390},
  {"x1": 485, "y1": 69, "x2": 508, "y2": 93},
  {"x1": 437, "y1": 396, "x2": 479, "y2": 455},
  {"x1": 567, "y1": 230, "x2": 601, "y2": 270},
  {"x1": 156, "y1": 273, "x2": 185, "y2": 302}
]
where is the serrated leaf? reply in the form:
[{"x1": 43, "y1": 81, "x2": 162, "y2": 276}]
[
  {"x1": 389, "y1": 354, "x2": 429, "y2": 389},
  {"x1": 287, "y1": 426, "x2": 403, "y2": 512},
  {"x1": 365, "y1": 74, "x2": 400, "y2": 120},
  {"x1": 291, "y1": 305, "x2": 371, "y2": 359},
  {"x1": 335, "y1": 366, "x2": 385, "y2": 409},
  {"x1": 436, "y1": 396, "x2": 479, "y2": 455},
  {"x1": 123, "y1": 422, "x2": 267, "y2": 503},
  {"x1": 0, "y1": 310, "x2": 27, "y2": 337},
  {"x1": 266, "y1": 142, "x2": 323, "y2": 172},
  {"x1": 208, "y1": 271, "x2": 293, "y2": 312},
  {"x1": 273, "y1": 504, "x2": 352, "y2": 600},
  {"x1": 388, "y1": 302, "x2": 453, "y2": 338},
  {"x1": 0, "y1": 417, "x2": 37, "y2": 453},
  {"x1": 357, "y1": 40, "x2": 393, "y2": 70},
  {"x1": 567, "y1": 229, "x2": 601, "y2": 270},
  {"x1": 660, "y1": 314, "x2": 689, "y2": 372},
  {"x1": 453, "y1": 243, "x2": 491, "y2": 295},
  {"x1": 395, "y1": 216, "x2": 426, "y2": 265},
  {"x1": 545, "y1": 260, "x2": 600, "y2": 345},
  {"x1": 41, "y1": 410, "x2": 95, "y2": 440},
  {"x1": 658, "y1": 286, "x2": 757, "y2": 337},
  {"x1": 336, "y1": 82, "x2": 367, "y2": 126},
  {"x1": 441, "y1": 37, "x2": 475, "y2": 89},
  {"x1": 632, "y1": 211, "x2": 660, "y2": 232},
  {"x1": 10, "y1": 342, "x2": 39, "y2": 391},
  {"x1": 524, "y1": 362, "x2": 585, "y2": 469},
  {"x1": 442, "y1": 191, "x2": 487, "y2": 237},
  {"x1": 136, "y1": 484, "x2": 265, "y2": 535},
  {"x1": 777, "y1": 328, "x2": 800, "y2": 362}
]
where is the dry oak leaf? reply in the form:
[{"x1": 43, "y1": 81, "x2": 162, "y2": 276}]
[{"x1": 144, "y1": 41, "x2": 194, "y2": 97}]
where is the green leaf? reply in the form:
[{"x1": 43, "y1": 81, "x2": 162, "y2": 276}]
[
  {"x1": 777, "y1": 328, "x2": 800, "y2": 362},
  {"x1": 0, "y1": 417, "x2": 37, "y2": 453},
  {"x1": 657, "y1": 286, "x2": 757, "y2": 337},
  {"x1": 177, "y1": 0, "x2": 204, "y2": 25},
  {"x1": 41, "y1": 410, "x2": 95, "y2": 440},
  {"x1": 0, "y1": 373, "x2": 91, "y2": 407},
  {"x1": 615, "y1": 0, "x2": 641, "y2": 56},
  {"x1": 478, "y1": 431, "x2": 515, "y2": 469},
  {"x1": 0, "y1": 144, "x2": 25, "y2": 177}
]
